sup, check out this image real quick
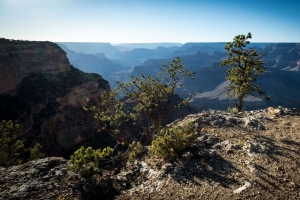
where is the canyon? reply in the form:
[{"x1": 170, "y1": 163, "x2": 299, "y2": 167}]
[{"x1": 0, "y1": 38, "x2": 113, "y2": 157}]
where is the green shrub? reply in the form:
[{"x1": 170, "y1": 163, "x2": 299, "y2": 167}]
[
  {"x1": 128, "y1": 141, "x2": 146, "y2": 160},
  {"x1": 29, "y1": 143, "x2": 45, "y2": 161},
  {"x1": 0, "y1": 120, "x2": 25, "y2": 166},
  {"x1": 150, "y1": 119, "x2": 198, "y2": 160},
  {"x1": 228, "y1": 106, "x2": 238, "y2": 114},
  {"x1": 67, "y1": 146, "x2": 113, "y2": 178}
]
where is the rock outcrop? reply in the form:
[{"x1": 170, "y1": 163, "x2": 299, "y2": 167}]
[
  {"x1": 1, "y1": 107, "x2": 299, "y2": 200},
  {"x1": 0, "y1": 38, "x2": 70, "y2": 95},
  {"x1": 0, "y1": 157, "x2": 121, "y2": 199},
  {"x1": 116, "y1": 107, "x2": 300, "y2": 199},
  {"x1": 0, "y1": 38, "x2": 114, "y2": 157}
]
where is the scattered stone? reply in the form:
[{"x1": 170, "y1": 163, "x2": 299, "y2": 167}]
[
  {"x1": 233, "y1": 180, "x2": 252, "y2": 194},
  {"x1": 182, "y1": 152, "x2": 192, "y2": 158},
  {"x1": 268, "y1": 107, "x2": 282, "y2": 116},
  {"x1": 243, "y1": 141, "x2": 270, "y2": 156}
]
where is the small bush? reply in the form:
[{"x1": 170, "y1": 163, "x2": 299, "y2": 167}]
[
  {"x1": 67, "y1": 146, "x2": 113, "y2": 178},
  {"x1": 150, "y1": 119, "x2": 198, "y2": 160},
  {"x1": 228, "y1": 106, "x2": 238, "y2": 114},
  {"x1": 128, "y1": 141, "x2": 147, "y2": 160},
  {"x1": 29, "y1": 143, "x2": 45, "y2": 161},
  {"x1": 0, "y1": 120, "x2": 24, "y2": 166}
]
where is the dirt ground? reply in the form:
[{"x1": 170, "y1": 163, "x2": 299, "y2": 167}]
[{"x1": 115, "y1": 110, "x2": 300, "y2": 200}]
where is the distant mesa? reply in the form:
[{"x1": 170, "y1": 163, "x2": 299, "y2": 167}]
[
  {"x1": 57, "y1": 42, "x2": 119, "y2": 58},
  {"x1": 57, "y1": 43, "x2": 131, "y2": 81},
  {"x1": 114, "y1": 43, "x2": 182, "y2": 49}
]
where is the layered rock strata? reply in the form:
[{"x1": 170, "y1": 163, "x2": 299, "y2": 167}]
[
  {"x1": 0, "y1": 38, "x2": 113, "y2": 157},
  {"x1": 0, "y1": 39, "x2": 70, "y2": 95}
]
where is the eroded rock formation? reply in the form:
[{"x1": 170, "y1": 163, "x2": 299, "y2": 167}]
[
  {"x1": 0, "y1": 38, "x2": 114, "y2": 157},
  {"x1": 0, "y1": 39, "x2": 70, "y2": 95}
]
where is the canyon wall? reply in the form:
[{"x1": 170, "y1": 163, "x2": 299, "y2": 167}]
[{"x1": 0, "y1": 38, "x2": 114, "y2": 157}]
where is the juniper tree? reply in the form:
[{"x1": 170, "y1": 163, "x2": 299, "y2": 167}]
[
  {"x1": 116, "y1": 57, "x2": 194, "y2": 140},
  {"x1": 86, "y1": 89, "x2": 138, "y2": 144},
  {"x1": 81, "y1": 58, "x2": 196, "y2": 165},
  {"x1": 86, "y1": 57, "x2": 194, "y2": 144},
  {"x1": 220, "y1": 32, "x2": 269, "y2": 112}
]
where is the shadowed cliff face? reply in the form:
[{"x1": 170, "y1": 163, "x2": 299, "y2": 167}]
[
  {"x1": 0, "y1": 39, "x2": 70, "y2": 95},
  {"x1": 0, "y1": 38, "x2": 114, "y2": 157}
]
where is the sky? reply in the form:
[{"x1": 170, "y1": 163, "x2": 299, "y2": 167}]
[{"x1": 0, "y1": 0, "x2": 300, "y2": 43}]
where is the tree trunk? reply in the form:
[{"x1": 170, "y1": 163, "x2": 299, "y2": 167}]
[{"x1": 238, "y1": 97, "x2": 243, "y2": 112}]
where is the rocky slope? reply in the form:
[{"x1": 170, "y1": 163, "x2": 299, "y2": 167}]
[
  {"x1": 116, "y1": 108, "x2": 300, "y2": 200},
  {"x1": 0, "y1": 38, "x2": 114, "y2": 157},
  {"x1": 265, "y1": 43, "x2": 300, "y2": 71},
  {"x1": 1, "y1": 107, "x2": 299, "y2": 199}
]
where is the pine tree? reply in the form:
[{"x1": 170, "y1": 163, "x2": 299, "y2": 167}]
[
  {"x1": 67, "y1": 146, "x2": 113, "y2": 178},
  {"x1": 220, "y1": 33, "x2": 270, "y2": 112}
]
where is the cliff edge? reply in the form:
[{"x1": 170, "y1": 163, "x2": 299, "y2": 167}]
[{"x1": 0, "y1": 38, "x2": 113, "y2": 157}]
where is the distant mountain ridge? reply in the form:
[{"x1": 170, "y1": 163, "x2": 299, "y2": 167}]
[
  {"x1": 114, "y1": 43, "x2": 182, "y2": 49},
  {"x1": 113, "y1": 46, "x2": 179, "y2": 67},
  {"x1": 57, "y1": 43, "x2": 131, "y2": 80},
  {"x1": 55, "y1": 41, "x2": 300, "y2": 110},
  {"x1": 123, "y1": 43, "x2": 300, "y2": 110},
  {"x1": 58, "y1": 42, "x2": 119, "y2": 58},
  {"x1": 187, "y1": 43, "x2": 300, "y2": 110}
]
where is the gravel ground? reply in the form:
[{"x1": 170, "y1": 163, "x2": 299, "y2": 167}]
[{"x1": 115, "y1": 108, "x2": 300, "y2": 200}]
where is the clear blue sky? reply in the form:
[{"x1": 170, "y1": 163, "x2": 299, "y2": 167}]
[{"x1": 1, "y1": 0, "x2": 299, "y2": 43}]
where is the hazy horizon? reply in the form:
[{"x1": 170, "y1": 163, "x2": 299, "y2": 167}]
[{"x1": 1, "y1": 0, "x2": 300, "y2": 43}]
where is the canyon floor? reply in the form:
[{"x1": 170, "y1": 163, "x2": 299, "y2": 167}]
[{"x1": 1, "y1": 108, "x2": 300, "y2": 200}]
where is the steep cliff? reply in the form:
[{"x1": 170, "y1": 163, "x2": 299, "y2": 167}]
[
  {"x1": 0, "y1": 38, "x2": 70, "y2": 95},
  {"x1": 0, "y1": 38, "x2": 113, "y2": 157}
]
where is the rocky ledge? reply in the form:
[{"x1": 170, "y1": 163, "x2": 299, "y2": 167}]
[
  {"x1": 0, "y1": 157, "x2": 119, "y2": 200},
  {"x1": 1, "y1": 108, "x2": 299, "y2": 199}
]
